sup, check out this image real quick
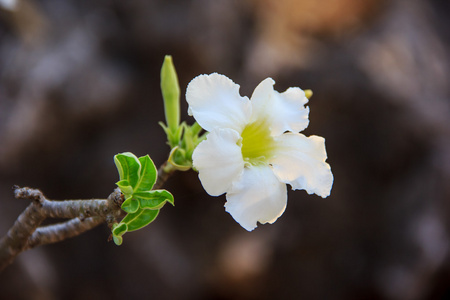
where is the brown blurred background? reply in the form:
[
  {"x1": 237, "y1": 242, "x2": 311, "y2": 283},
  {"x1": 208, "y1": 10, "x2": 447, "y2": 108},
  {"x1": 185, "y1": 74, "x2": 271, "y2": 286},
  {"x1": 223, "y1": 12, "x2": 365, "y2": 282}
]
[{"x1": 1, "y1": 0, "x2": 450, "y2": 299}]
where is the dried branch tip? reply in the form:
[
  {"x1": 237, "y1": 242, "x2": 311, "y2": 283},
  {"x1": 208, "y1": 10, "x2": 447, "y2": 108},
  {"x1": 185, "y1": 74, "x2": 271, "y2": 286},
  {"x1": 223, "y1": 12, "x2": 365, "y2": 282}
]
[{"x1": 13, "y1": 186, "x2": 45, "y2": 204}]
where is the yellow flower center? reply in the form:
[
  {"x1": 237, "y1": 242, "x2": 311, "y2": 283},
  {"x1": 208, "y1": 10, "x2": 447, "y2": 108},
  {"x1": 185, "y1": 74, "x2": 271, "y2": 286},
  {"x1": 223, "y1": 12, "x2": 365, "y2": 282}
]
[{"x1": 240, "y1": 119, "x2": 277, "y2": 166}]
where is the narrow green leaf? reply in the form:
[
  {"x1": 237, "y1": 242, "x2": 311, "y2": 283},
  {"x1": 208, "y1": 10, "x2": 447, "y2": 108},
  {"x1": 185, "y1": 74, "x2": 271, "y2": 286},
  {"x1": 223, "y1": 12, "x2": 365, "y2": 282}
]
[
  {"x1": 114, "y1": 153, "x2": 141, "y2": 189},
  {"x1": 121, "y1": 209, "x2": 160, "y2": 232},
  {"x1": 174, "y1": 123, "x2": 184, "y2": 145},
  {"x1": 134, "y1": 190, "x2": 174, "y2": 210},
  {"x1": 159, "y1": 121, "x2": 170, "y2": 136},
  {"x1": 135, "y1": 155, "x2": 157, "y2": 192},
  {"x1": 190, "y1": 122, "x2": 202, "y2": 136},
  {"x1": 159, "y1": 121, "x2": 184, "y2": 149},
  {"x1": 121, "y1": 197, "x2": 140, "y2": 213}
]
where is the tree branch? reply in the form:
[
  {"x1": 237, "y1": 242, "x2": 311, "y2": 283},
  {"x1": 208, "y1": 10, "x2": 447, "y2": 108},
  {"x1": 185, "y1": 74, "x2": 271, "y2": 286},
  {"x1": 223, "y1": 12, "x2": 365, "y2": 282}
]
[
  {"x1": 0, "y1": 192, "x2": 46, "y2": 271},
  {"x1": 0, "y1": 160, "x2": 177, "y2": 272},
  {"x1": 26, "y1": 216, "x2": 104, "y2": 249},
  {"x1": 41, "y1": 199, "x2": 108, "y2": 219},
  {"x1": 0, "y1": 187, "x2": 123, "y2": 272},
  {"x1": 154, "y1": 160, "x2": 176, "y2": 190}
]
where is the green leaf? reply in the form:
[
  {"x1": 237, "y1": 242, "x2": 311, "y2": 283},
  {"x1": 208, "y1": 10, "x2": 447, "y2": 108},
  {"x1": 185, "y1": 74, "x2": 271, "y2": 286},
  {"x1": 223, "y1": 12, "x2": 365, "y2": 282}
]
[
  {"x1": 114, "y1": 153, "x2": 141, "y2": 192},
  {"x1": 121, "y1": 197, "x2": 140, "y2": 213},
  {"x1": 167, "y1": 146, "x2": 191, "y2": 171},
  {"x1": 113, "y1": 235, "x2": 123, "y2": 246},
  {"x1": 115, "y1": 180, "x2": 133, "y2": 196},
  {"x1": 190, "y1": 122, "x2": 202, "y2": 136},
  {"x1": 135, "y1": 155, "x2": 157, "y2": 192},
  {"x1": 121, "y1": 209, "x2": 160, "y2": 232},
  {"x1": 159, "y1": 120, "x2": 184, "y2": 149},
  {"x1": 112, "y1": 152, "x2": 175, "y2": 245},
  {"x1": 112, "y1": 222, "x2": 128, "y2": 236},
  {"x1": 114, "y1": 153, "x2": 157, "y2": 196},
  {"x1": 111, "y1": 222, "x2": 127, "y2": 246},
  {"x1": 134, "y1": 190, "x2": 174, "y2": 210}
]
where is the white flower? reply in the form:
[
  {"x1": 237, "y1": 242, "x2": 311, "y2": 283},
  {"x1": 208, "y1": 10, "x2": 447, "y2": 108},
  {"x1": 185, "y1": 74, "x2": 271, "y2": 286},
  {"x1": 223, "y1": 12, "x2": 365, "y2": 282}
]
[{"x1": 187, "y1": 73, "x2": 333, "y2": 231}]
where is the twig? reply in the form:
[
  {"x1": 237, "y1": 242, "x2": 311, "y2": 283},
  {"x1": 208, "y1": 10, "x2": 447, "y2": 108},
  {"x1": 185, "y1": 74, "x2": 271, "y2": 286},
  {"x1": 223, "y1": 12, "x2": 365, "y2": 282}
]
[
  {"x1": 154, "y1": 160, "x2": 176, "y2": 190},
  {"x1": 0, "y1": 191, "x2": 47, "y2": 271},
  {"x1": 0, "y1": 161, "x2": 176, "y2": 272},
  {"x1": 0, "y1": 187, "x2": 124, "y2": 271},
  {"x1": 26, "y1": 216, "x2": 104, "y2": 249}
]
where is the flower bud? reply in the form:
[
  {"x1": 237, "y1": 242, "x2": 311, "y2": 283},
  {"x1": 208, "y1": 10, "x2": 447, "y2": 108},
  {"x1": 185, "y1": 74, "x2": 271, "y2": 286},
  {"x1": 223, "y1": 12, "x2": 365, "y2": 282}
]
[{"x1": 160, "y1": 55, "x2": 180, "y2": 134}]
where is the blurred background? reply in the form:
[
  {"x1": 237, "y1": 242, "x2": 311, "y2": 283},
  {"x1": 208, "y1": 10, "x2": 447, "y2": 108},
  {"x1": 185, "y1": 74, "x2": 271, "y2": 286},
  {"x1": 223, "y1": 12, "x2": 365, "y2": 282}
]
[{"x1": 1, "y1": 0, "x2": 450, "y2": 299}]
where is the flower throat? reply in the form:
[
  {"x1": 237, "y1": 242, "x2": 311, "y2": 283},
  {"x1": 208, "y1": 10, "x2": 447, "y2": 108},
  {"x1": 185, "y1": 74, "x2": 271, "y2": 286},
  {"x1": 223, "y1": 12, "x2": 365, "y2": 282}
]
[{"x1": 240, "y1": 119, "x2": 277, "y2": 166}]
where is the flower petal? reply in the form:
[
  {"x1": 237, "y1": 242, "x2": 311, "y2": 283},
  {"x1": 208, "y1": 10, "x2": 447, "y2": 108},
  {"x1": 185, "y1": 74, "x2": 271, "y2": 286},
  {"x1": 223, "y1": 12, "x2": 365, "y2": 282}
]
[
  {"x1": 271, "y1": 133, "x2": 333, "y2": 198},
  {"x1": 250, "y1": 78, "x2": 310, "y2": 136},
  {"x1": 186, "y1": 73, "x2": 252, "y2": 133},
  {"x1": 225, "y1": 166, "x2": 287, "y2": 231},
  {"x1": 192, "y1": 128, "x2": 245, "y2": 196}
]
